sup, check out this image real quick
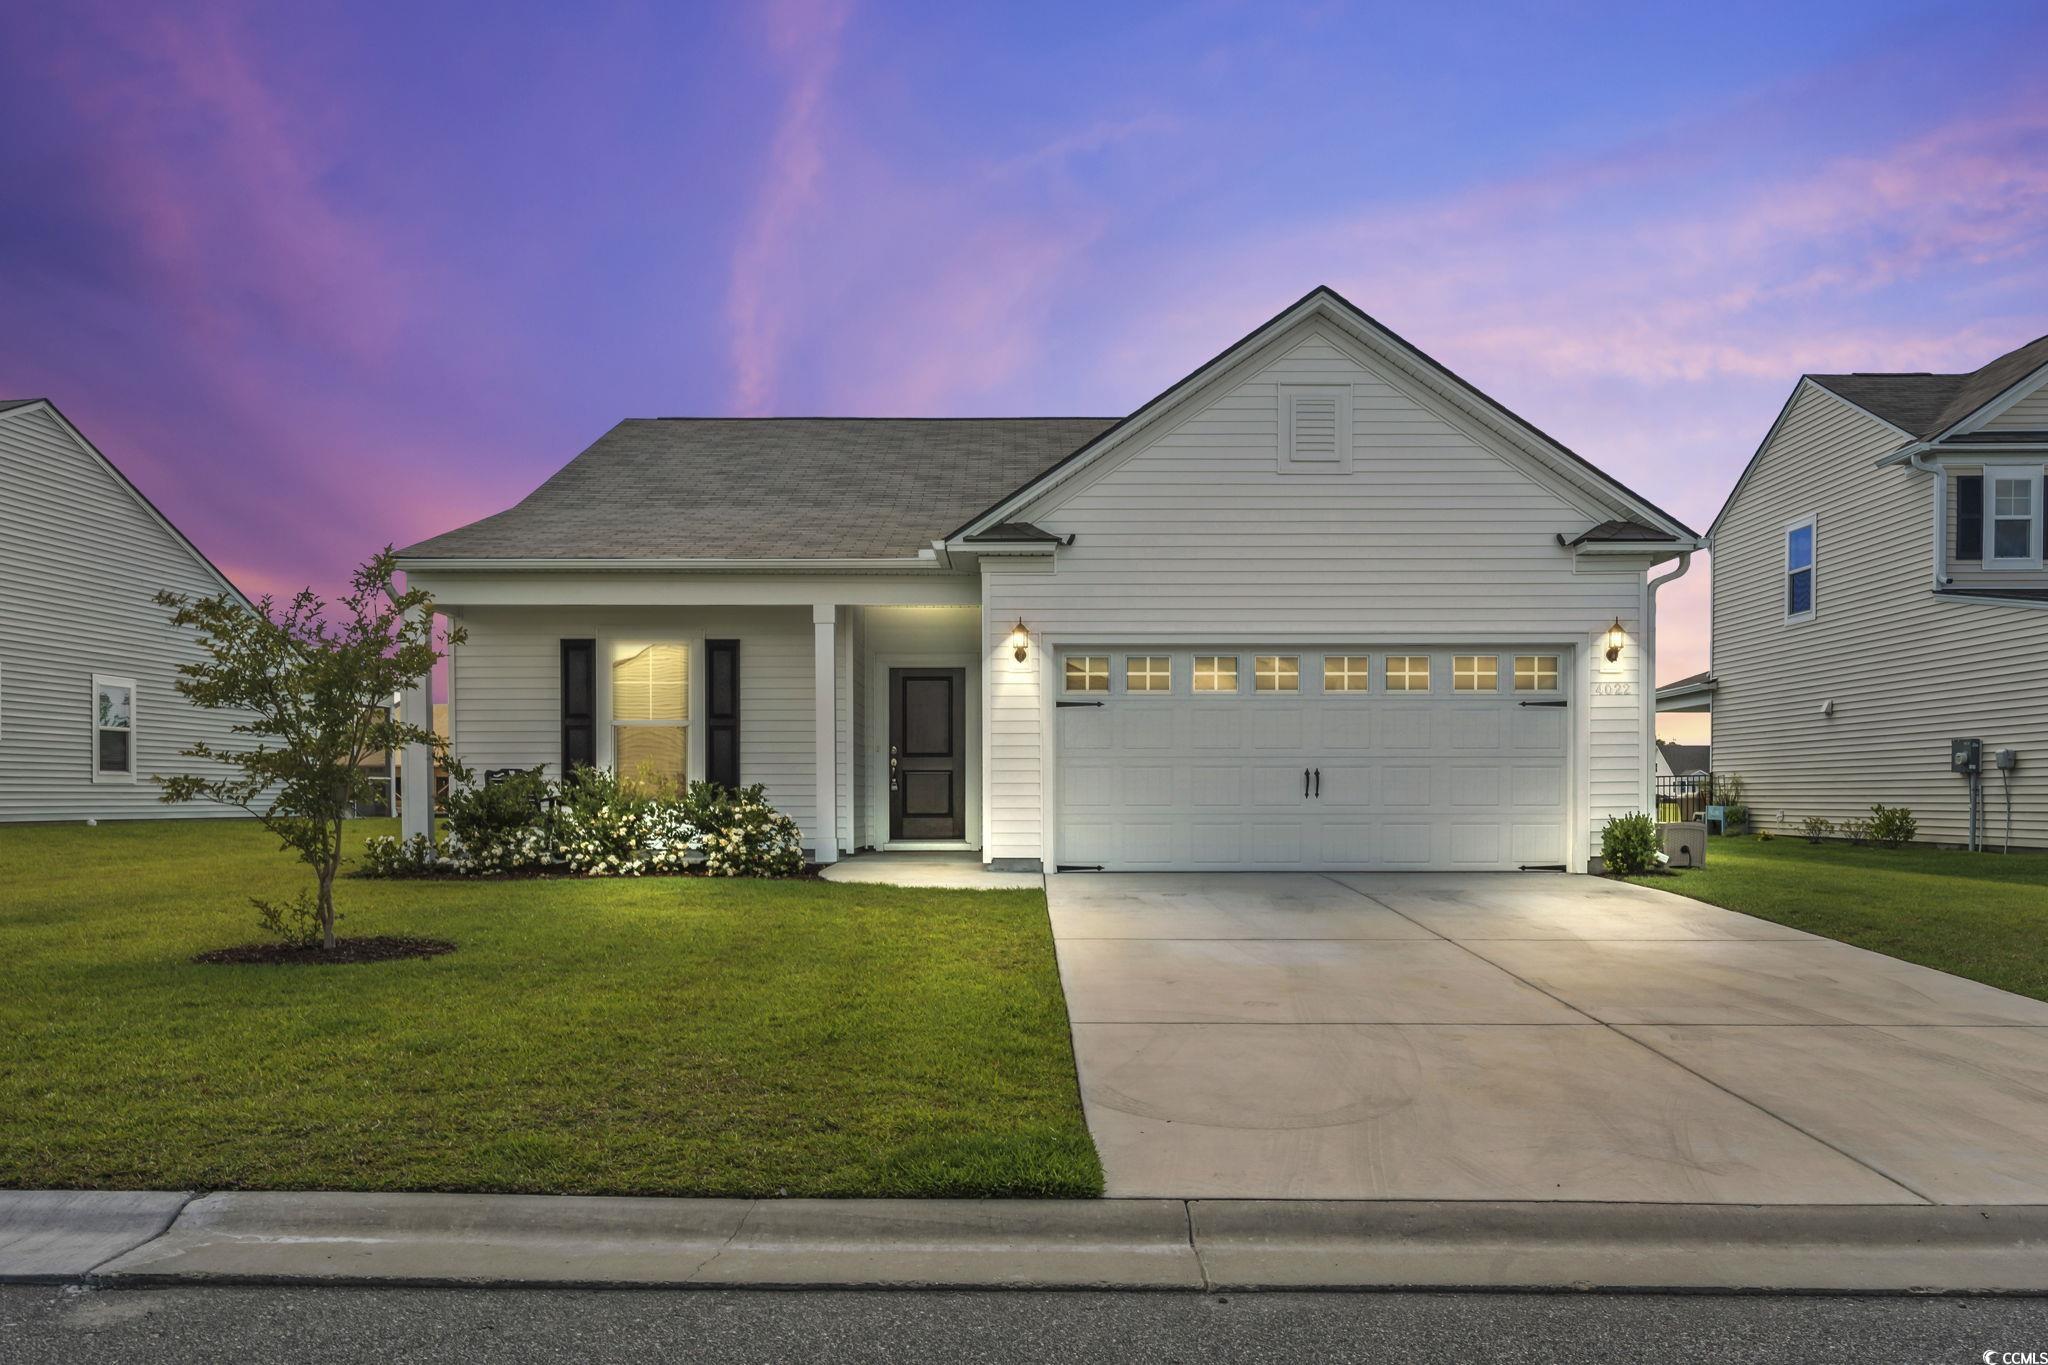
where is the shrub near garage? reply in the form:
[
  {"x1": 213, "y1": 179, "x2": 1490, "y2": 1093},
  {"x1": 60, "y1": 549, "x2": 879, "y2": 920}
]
[{"x1": 1600, "y1": 812, "x2": 1661, "y2": 875}]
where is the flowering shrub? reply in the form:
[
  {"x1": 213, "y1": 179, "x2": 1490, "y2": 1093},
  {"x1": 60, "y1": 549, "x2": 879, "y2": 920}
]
[
  {"x1": 686, "y1": 781, "x2": 805, "y2": 878},
  {"x1": 356, "y1": 770, "x2": 801, "y2": 879},
  {"x1": 359, "y1": 832, "x2": 442, "y2": 878},
  {"x1": 547, "y1": 766, "x2": 698, "y2": 876}
]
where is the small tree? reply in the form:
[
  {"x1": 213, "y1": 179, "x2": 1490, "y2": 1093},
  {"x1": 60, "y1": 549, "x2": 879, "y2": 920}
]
[{"x1": 155, "y1": 548, "x2": 463, "y2": 950}]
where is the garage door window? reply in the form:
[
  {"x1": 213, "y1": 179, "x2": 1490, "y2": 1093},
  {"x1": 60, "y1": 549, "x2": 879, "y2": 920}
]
[
  {"x1": 1453, "y1": 655, "x2": 1498, "y2": 692},
  {"x1": 1514, "y1": 654, "x2": 1560, "y2": 691},
  {"x1": 1253, "y1": 655, "x2": 1299, "y2": 693},
  {"x1": 1323, "y1": 655, "x2": 1369, "y2": 692},
  {"x1": 1194, "y1": 655, "x2": 1238, "y2": 693},
  {"x1": 1064, "y1": 656, "x2": 1109, "y2": 693},
  {"x1": 1125, "y1": 656, "x2": 1171, "y2": 693},
  {"x1": 1385, "y1": 655, "x2": 1430, "y2": 692}
]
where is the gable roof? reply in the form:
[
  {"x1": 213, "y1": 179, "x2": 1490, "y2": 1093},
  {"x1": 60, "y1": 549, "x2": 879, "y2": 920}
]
[
  {"x1": 0, "y1": 398, "x2": 253, "y2": 608},
  {"x1": 399, "y1": 286, "x2": 1698, "y2": 567},
  {"x1": 397, "y1": 418, "x2": 1116, "y2": 563},
  {"x1": 1656, "y1": 739, "x2": 1710, "y2": 775},
  {"x1": 949, "y1": 285, "x2": 1700, "y2": 545},
  {"x1": 1808, "y1": 332, "x2": 2048, "y2": 438}
]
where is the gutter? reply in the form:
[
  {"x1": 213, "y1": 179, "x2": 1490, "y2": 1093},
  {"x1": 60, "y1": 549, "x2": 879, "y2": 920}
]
[
  {"x1": 1903, "y1": 448, "x2": 1948, "y2": 588},
  {"x1": 1644, "y1": 550, "x2": 1694, "y2": 814},
  {"x1": 394, "y1": 554, "x2": 953, "y2": 575}
]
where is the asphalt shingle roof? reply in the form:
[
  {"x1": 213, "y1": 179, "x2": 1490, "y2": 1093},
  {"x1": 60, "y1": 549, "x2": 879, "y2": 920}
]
[
  {"x1": 398, "y1": 418, "x2": 1117, "y2": 561},
  {"x1": 1809, "y1": 333, "x2": 2048, "y2": 438}
]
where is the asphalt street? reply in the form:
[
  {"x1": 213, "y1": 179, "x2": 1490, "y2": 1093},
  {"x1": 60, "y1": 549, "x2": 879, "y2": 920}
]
[{"x1": 3, "y1": 1285, "x2": 2044, "y2": 1364}]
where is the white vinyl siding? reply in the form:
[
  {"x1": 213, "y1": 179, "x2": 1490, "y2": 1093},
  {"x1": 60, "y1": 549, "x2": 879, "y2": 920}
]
[
  {"x1": 1980, "y1": 383, "x2": 2048, "y2": 431},
  {"x1": 0, "y1": 407, "x2": 255, "y2": 822},
  {"x1": 1712, "y1": 382, "x2": 2048, "y2": 847},
  {"x1": 449, "y1": 606, "x2": 821, "y2": 845},
  {"x1": 980, "y1": 320, "x2": 1653, "y2": 869}
]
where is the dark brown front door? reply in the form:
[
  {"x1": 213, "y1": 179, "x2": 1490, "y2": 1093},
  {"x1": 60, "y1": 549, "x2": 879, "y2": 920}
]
[{"x1": 890, "y1": 668, "x2": 966, "y2": 840}]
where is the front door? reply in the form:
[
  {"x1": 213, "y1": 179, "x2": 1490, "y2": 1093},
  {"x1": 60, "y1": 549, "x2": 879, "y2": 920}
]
[{"x1": 890, "y1": 667, "x2": 966, "y2": 840}]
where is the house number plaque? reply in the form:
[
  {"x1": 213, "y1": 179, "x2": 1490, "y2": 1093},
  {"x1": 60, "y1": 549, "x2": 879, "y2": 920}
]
[{"x1": 1590, "y1": 681, "x2": 1635, "y2": 697}]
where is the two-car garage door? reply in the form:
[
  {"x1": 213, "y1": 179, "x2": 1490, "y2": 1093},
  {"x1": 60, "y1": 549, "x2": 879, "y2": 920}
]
[{"x1": 1054, "y1": 648, "x2": 1571, "y2": 872}]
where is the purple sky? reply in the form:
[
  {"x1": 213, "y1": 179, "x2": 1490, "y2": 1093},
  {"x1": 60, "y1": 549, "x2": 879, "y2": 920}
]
[{"x1": 5, "y1": 1, "x2": 2046, "y2": 740}]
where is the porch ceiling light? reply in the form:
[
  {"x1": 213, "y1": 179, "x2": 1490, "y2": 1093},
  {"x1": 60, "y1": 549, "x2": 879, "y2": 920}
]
[
  {"x1": 1605, "y1": 617, "x2": 1626, "y2": 663},
  {"x1": 1008, "y1": 619, "x2": 1031, "y2": 663}
]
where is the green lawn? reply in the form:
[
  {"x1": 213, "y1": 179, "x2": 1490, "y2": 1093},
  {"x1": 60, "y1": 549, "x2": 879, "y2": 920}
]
[
  {"x1": 0, "y1": 819, "x2": 1101, "y2": 1198},
  {"x1": 1630, "y1": 837, "x2": 2048, "y2": 1002}
]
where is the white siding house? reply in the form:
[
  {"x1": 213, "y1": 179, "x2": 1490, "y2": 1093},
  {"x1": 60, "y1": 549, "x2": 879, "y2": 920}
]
[
  {"x1": 1672, "y1": 334, "x2": 2048, "y2": 848},
  {"x1": 398, "y1": 288, "x2": 1699, "y2": 872},
  {"x1": 0, "y1": 400, "x2": 253, "y2": 822}
]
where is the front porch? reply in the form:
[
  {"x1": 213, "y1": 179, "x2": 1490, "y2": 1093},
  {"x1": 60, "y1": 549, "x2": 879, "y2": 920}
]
[{"x1": 399, "y1": 584, "x2": 986, "y2": 865}]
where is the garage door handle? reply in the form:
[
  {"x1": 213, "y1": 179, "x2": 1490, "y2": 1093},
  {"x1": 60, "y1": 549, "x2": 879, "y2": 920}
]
[
  {"x1": 1303, "y1": 768, "x2": 1311, "y2": 798},
  {"x1": 1314, "y1": 767, "x2": 1321, "y2": 798}
]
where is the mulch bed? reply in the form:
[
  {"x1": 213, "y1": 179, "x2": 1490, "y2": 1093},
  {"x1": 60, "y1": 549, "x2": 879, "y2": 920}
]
[{"x1": 193, "y1": 936, "x2": 457, "y2": 966}]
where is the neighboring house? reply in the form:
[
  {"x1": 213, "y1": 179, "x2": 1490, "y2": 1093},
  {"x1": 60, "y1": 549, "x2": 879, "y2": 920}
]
[
  {"x1": 1654, "y1": 740, "x2": 1710, "y2": 780},
  {"x1": 1660, "y1": 333, "x2": 2048, "y2": 848},
  {"x1": 395, "y1": 287, "x2": 1699, "y2": 873},
  {"x1": 0, "y1": 399, "x2": 252, "y2": 822}
]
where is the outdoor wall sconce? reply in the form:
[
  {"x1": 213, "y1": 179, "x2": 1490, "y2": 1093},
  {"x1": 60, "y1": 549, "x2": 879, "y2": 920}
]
[
  {"x1": 1605, "y1": 617, "x2": 1626, "y2": 663},
  {"x1": 1008, "y1": 620, "x2": 1031, "y2": 663}
]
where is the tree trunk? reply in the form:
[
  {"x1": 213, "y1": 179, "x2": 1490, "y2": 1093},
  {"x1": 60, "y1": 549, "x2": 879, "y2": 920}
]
[{"x1": 317, "y1": 850, "x2": 338, "y2": 951}]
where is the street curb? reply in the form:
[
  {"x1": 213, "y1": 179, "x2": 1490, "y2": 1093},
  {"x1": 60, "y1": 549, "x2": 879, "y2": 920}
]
[
  {"x1": 0, "y1": 1191, "x2": 195, "y2": 1283},
  {"x1": 7, "y1": 1191, "x2": 2046, "y2": 1294}
]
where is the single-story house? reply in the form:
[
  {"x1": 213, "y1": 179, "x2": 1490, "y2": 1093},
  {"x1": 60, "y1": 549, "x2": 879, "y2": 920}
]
[
  {"x1": 395, "y1": 287, "x2": 1700, "y2": 872},
  {"x1": 0, "y1": 399, "x2": 254, "y2": 822}
]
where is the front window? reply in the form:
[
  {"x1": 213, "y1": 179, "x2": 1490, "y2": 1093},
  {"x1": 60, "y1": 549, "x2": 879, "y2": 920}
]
[
  {"x1": 1992, "y1": 475, "x2": 2036, "y2": 561},
  {"x1": 1254, "y1": 655, "x2": 1299, "y2": 693},
  {"x1": 1125, "y1": 656, "x2": 1170, "y2": 693},
  {"x1": 1786, "y1": 518, "x2": 1815, "y2": 620},
  {"x1": 1385, "y1": 656, "x2": 1430, "y2": 692},
  {"x1": 94, "y1": 675, "x2": 135, "y2": 779},
  {"x1": 1193, "y1": 655, "x2": 1238, "y2": 693},
  {"x1": 1453, "y1": 655, "x2": 1498, "y2": 692},
  {"x1": 1063, "y1": 656, "x2": 1109, "y2": 693},
  {"x1": 612, "y1": 644, "x2": 687, "y2": 792},
  {"x1": 1514, "y1": 655, "x2": 1560, "y2": 691},
  {"x1": 1323, "y1": 655, "x2": 1370, "y2": 692}
]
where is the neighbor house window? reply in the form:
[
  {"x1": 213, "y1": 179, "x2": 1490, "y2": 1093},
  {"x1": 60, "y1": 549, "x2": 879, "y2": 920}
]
[
  {"x1": 1785, "y1": 517, "x2": 1816, "y2": 620},
  {"x1": 1064, "y1": 656, "x2": 1109, "y2": 693},
  {"x1": 1991, "y1": 473, "x2": 2038, "y2": 562},
  {"x1": 1323, "y1": 656, "x2": 1370, "y2": 692},
  {"x1": 1193, "y1": 655, "x2": 1238, "y2": 693},
  {"x1": 1385, "y1": 656, "x2": 1430, "y2": 692},
  {"x1": 93, "y1": 675, "x2": 136, "y2": 780},
  {"x1": 1513, "y1": 655, "x2": 1560, "y2": 691},
  {"x1": 1125, "y1": 656, "x2": 1170, "y2": 693},
  {"x1": 1254, "y1": 655, "x2": 1299, "y2": 693},
  {"x1": 1453, "y1": 655, "x2": 1498, "y2": 692},
  {"x1": 612, "y1": 644, "x2": 687, "y2": 791}
]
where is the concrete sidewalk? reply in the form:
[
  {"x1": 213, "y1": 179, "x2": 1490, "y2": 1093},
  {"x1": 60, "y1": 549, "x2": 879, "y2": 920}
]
[{"x1": 5, "y1": 1190, "x2": 2047, "y2": 1294}]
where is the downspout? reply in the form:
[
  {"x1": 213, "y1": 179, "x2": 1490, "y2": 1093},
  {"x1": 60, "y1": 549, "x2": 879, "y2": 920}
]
[
  {"x1": 1644, "y1": 550, "x2": 1695, "y2": 817},
  {"x1": 1903, "y1": 448, "x2": 1947, "y2": 588}
]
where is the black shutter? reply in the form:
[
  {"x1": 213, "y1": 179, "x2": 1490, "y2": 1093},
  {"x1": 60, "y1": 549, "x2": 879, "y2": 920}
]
[
  {"x1": 560, "y1": 639, "x2": 596, "y2": 774},
  {"x1": 706, "y1": 639, "x2": 740, "y2": 790},
  {"x1": 1956, "y1": 474, "x2": 1983, "y2": 560}
]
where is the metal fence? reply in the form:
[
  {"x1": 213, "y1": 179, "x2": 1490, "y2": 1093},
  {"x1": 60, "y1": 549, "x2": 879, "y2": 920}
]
[{"x1": 1656, "y1": 773, "x2": 1712, "y2": 823}]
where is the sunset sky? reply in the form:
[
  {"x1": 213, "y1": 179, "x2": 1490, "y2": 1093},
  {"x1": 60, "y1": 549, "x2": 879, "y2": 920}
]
[{"x1": 4, "y1": 0, "x2": 2045, "y2": 742}]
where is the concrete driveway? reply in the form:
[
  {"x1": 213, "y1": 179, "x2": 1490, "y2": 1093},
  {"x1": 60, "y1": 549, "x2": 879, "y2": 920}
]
[{"x1": 1048, "y1": 872, "x2": 2048, "y2": 1203}]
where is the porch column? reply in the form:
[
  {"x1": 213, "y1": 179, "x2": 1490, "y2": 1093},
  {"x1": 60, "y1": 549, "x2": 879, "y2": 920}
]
[
  {"x1": 400, "y1": 607, "x2": 435, "y2": 843},
  {"x1": 813, "y1": 604, "x2": 839, "y2": 864}
]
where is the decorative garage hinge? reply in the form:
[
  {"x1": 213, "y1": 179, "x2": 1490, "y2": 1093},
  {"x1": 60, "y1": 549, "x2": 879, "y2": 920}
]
[
  {"x1": 1517, "y1": 699, "x2": 1568, "y2": 708},
  {"x1": 1055, "y1": 700, "x2": 1106, "y2": 708}
]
